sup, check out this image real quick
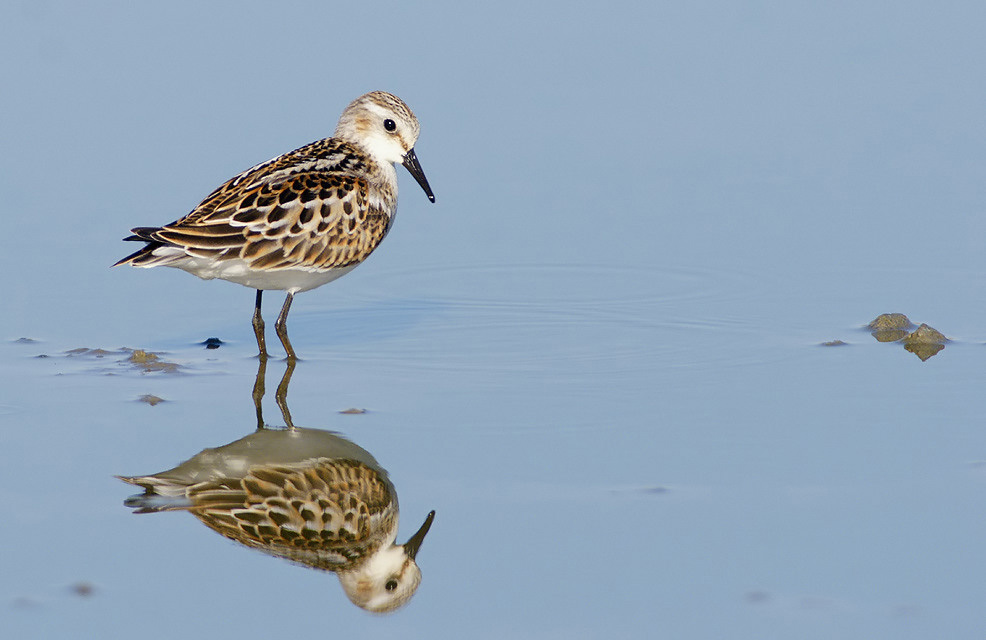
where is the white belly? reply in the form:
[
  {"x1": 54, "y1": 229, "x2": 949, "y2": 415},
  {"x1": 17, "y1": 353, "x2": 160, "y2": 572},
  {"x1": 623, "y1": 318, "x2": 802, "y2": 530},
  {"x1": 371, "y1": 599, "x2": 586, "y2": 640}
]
[{"x1": 161, "y1": 255, "x2": 358, "y2": 293}]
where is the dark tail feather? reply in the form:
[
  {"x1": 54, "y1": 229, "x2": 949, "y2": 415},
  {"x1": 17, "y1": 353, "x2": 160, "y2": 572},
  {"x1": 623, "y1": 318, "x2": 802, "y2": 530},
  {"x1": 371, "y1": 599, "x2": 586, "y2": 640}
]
[
  {"x1": 113, "y1": 245, "x2": 154, "y2": 267},
  {"x1": 113, "y1": 226, "x2": 164, "y2": 267},
  {"x1": 128, "y1": 226, "x2": 164, "y2": 241}
]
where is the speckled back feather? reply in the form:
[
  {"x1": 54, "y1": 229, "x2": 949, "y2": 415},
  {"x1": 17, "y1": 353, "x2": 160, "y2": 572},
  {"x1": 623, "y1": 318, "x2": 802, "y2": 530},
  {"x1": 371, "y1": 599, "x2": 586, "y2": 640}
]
[
  {"x1": 185, "y1": 458, "x2": 399, "y2": 572},
  {"x1": 115, "y1": 138, "x2": 396, "y2": 273}
]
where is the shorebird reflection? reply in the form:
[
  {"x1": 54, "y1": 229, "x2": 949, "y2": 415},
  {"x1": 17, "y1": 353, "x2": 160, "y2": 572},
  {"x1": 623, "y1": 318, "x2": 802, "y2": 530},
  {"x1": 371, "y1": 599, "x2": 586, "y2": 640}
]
[{"x1": 118, "y1": 360, "x2": 435, "y2": 613}]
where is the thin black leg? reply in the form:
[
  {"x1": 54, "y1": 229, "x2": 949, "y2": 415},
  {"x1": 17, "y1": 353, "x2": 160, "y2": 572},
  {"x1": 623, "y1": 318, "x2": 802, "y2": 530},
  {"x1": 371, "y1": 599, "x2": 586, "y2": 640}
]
[{"x1": 252, "y1": 290, "x2": 268, "y2": 359}]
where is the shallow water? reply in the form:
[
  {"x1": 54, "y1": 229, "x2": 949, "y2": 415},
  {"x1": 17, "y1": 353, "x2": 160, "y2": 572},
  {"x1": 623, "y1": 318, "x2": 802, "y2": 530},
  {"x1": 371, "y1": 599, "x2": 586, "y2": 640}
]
[{"x1": 4, "y1": 3, "x2": 986, "y2": 639}]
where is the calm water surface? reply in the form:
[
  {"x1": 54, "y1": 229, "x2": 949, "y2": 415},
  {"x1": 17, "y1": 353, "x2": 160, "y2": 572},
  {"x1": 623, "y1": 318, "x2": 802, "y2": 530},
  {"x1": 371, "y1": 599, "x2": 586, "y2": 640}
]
[{"x1": 3, "y1": 3, "x2": 986, "y2": 639}]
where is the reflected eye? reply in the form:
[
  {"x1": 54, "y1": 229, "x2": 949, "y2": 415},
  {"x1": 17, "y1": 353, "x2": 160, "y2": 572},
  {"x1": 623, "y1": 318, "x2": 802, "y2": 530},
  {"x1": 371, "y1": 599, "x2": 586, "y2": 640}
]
[
  {"x1": 383, "y1": 119, "x2": 397, "y2": 132},
  {"x1": 385, "y1": 579, "x2": 399, "y2": 592}
]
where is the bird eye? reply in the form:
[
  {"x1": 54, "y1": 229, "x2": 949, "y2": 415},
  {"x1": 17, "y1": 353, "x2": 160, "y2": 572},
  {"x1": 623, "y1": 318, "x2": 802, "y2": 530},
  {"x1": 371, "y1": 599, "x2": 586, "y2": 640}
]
[
  {"x1": 383, "y1": 119, "x2": 397, "y2": 132},
  {"x1": 385, "y1": 579, "x2": 399, "y2": 592}
]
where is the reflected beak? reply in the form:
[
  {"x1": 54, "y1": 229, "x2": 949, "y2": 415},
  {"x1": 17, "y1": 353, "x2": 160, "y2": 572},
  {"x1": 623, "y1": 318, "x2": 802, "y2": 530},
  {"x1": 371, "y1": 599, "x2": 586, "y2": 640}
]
[
  {"x1": 402, "y1": 148, "x2": 436, "y2": 203},
  {"x1": 403, "y1": 510, "x2": 436, "y2": 561}
]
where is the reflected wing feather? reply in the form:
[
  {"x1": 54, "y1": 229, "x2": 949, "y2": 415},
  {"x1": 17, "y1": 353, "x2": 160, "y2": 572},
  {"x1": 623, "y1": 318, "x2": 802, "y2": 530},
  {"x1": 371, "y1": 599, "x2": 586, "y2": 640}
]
[{"x1": 187, "y1": 460, "x2": 396, "y2": 551}]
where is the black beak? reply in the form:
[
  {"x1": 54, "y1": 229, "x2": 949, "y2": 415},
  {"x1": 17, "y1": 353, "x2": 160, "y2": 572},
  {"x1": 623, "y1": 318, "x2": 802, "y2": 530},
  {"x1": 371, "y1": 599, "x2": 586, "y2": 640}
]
[
  {"x1": 403, "y1": 510, "x2": 436, "y2": 561},
  {"x1": 402, "y1": 148, "x2": 436, "y2": 203}
]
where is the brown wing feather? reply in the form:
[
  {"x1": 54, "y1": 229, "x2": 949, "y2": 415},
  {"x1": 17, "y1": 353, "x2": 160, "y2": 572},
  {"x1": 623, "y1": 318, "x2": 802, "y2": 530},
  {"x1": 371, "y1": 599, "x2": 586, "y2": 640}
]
[
  {"x1": 143, "y1": 170, "x2": 390, "y2": 272},
  {"x1": 115, "y1": 138, "x2": 385, "y2": 270}
]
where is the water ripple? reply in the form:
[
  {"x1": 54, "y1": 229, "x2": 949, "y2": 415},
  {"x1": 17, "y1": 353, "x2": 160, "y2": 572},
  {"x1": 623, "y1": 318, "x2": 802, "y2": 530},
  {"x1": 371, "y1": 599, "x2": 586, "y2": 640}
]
[{"x1": 298, "y1": 262, "x2": 786, "y2": 376}]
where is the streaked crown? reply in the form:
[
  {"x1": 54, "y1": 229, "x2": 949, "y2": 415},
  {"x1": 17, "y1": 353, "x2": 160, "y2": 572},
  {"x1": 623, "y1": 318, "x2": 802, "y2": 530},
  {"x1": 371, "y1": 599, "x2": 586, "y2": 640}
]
[{"x1": 334, "y1": 91, "x2": 421, "y2": 165}]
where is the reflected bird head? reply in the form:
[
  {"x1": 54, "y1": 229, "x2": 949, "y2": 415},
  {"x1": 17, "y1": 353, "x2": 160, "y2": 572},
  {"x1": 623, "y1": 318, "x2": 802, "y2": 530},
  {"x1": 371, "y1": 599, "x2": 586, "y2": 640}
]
[{"x1": 337, "y1": 510, "x2": 435, "y2": 613}]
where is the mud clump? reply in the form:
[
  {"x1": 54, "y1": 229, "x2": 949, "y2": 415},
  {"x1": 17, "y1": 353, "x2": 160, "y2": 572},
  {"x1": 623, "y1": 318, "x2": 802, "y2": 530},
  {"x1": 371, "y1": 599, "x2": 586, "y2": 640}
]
[
  {"x1": 868, "y1": 313, "x2": 915, "y2": 342},
  {"x1": 127, "y1": 350, "x2": 179, "y2": 374},
  {"x1": 901, "y1": 324, "x2": 948, "y2": 361},
  {"x1": 864, "y1": 314, "x2": 948, "y2": 361}
]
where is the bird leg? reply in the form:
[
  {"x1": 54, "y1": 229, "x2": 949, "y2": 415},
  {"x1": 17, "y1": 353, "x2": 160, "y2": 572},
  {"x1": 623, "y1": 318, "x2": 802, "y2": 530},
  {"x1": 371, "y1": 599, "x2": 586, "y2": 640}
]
[
  {"x1": 275, "y1": 292, "x2": 297, "y2": 361},
  {"x1": 252, "y1": 290, "x2": 268, "y2": 359}
]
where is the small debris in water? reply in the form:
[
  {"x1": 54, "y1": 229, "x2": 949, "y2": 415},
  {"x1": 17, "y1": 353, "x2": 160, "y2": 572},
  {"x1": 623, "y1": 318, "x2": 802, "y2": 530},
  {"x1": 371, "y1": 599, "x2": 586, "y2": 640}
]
[
  {"x1": 47, "y1": 347, "x2": 183, "y2": 373},
  {"x1": 138, "y1": 394, "x2": 166, "y2": 406},
  {"x1": 127, "y1": 349, "x2": 180, "y2": 373},
  {"x1": 339, "y1": 407, "x2": 368, "y2": 415},
  {"x1": 902, "y1": 323, "x2": 948, "y2": 361},
  {"x1": 868, "y1": 314, "x2": 914, "y2": 342},
  {"x1": 872, "y1": 329, "x2": 909, "y2": 343},
  {"x1": 825, "y1": 314, "x2": 952, "y2": 361},
  {"x1": 129, "y1": 349, "x2": 156, "y2": 363},
  {"x1": 69, "y1": 582, "x2": 95, "y2": 598},
  {"x1": 867, "y1": 313, "x2": 913, "y2": 330},
  {"x1": 903, "y1": 324, "x2": 948, "y2": 345},
  {"x1": 66, "y1": 347, "x2": 116, "y2": 358},
  {"x1": 202, "y1": 337, "x2": 223, "y2": 349}
]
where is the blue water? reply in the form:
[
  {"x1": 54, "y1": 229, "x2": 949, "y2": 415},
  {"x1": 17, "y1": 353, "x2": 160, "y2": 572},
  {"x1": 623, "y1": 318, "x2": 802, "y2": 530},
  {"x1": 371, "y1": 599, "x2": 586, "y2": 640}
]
[{"x1": 3, "y1": 3, "x2": 986, "y2": 639}]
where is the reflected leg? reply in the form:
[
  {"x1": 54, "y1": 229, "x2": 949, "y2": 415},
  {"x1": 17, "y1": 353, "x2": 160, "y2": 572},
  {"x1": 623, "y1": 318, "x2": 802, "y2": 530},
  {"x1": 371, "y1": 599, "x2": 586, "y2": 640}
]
[
  {"x1": 252, "y1": 354, "x2": 268, "y2": 430},
  {"x1": 275, "y1": 357, "x2": 296, "y2": 430},
  {"x1": 275, "y1": 292, "x2": 297, "y2": 361}
]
